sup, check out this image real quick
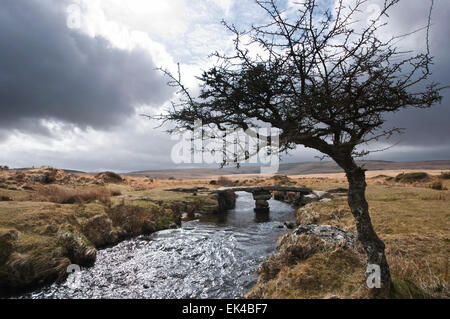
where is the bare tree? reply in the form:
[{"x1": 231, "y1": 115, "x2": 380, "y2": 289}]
[{"x1": 156, "y1": 0, "x2": 444, "y2": 295}]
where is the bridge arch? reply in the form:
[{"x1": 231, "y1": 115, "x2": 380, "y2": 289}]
[{"x1": 213, "y1": 186, "x2": 313, "y2": 213}]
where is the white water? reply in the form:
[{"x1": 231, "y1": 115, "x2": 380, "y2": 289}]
[{"x1": 22, "y1": 192, "x2": 294, "y2": 299}]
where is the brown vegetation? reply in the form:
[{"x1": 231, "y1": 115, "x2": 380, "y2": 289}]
[
  {"x1": 246, "y1": 234, "x2": 367, "y2": 299},
  {"x1": 217, "y1": 176, "x2": 234, "y2": 187},
  {"x1": 394, "y1": 172, "x2": 431, "y2": 183},
  {"x1": 33, "y1": 185, "x2": 112, "y2": 204},
  {"x1": 95, "y1": 171, "x2": 123, "y2": 183},
  {"x1": 248, "y1": 175, "x2": 450, "y2": 299},
  {"x1": 0, "y1": 169, "x2": 217, "y2": 296},
  {"x1": 430, "y1": 181, "x2": 447, "y2": 191},
  {"x1": 1, "y1": 166, "x2": 448, "y2": 298},
  {"x1": 271, "y1": 175, "x2": 296, "y2": 186},
  {"x1": 109, "y1": 188, "x2": 122, "y2": 196},
  {"x1": 107, "y1": 202, "x2": 178, "y2": 237},
  {"x1": 440, "y1": 172, "x2": 450, "y2": 180}
]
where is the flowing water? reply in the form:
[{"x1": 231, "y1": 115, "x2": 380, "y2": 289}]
[{"x1": 22, "y1": 192, "x2": 294, "y2": 299}]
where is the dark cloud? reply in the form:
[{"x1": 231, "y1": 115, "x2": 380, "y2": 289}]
[
  {"x1": 0, "y1": 0, "x2": 448, "y2": 172},
  {"x1": 380, "y1": 0, "x2": 450, "y2": 148},
  {"x1": 0, "y1": 0, "x2": 172, "y2": 138}
]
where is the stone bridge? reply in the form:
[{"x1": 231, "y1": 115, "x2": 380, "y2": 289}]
[{"x1": 213, "y1": 186, "x2": 313, "y2": 213}]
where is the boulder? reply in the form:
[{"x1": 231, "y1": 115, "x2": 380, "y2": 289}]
[
  {"x1": 30, "y1": 175, "x2": 48, "y2": 184},
  {"x1": 300, "y1": 194, "x2": 320, "y2": 205},
  {"x1": 30, "y1": 170, "x2": 57, "y2": 184},
  {"x1": 217, "y1": 191, "x2": 237, "y2": 212},
  {"x1": 253, "y1": 194, "x2": 272, "y2": 201},
  {"x1": 252, "y1": 190, "x2": 272, "y2": 201},
  {"x1": 313, "y1": 190, "x2": 328, "y2": 199},
  {"x1": 293, "y1": 224, "x2": 355, "y2": 246},
  {"x1": 255, "y1": 199, "x2": 269, "y2": 208},
  {"x1": 254, "y1": 199, "x2": 270, "y2": 213},
  {"x1": 284, "y1": 221, "x2": 296, "y2": 229}
]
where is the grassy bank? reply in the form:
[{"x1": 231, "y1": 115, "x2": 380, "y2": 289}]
[
  {"x1": 2, "y1": 168, "x2": 448, "y2": 298},
  {"x1": 0, "y1": 168, "x2": 218, "y2": 296},
  {"x1": 245, "y1": 173, "x2": 450, "y2": 299}
]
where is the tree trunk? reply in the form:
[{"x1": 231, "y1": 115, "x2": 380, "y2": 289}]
[{"x1": 343, "y1": 161, "x2": 391, "y2": 297}]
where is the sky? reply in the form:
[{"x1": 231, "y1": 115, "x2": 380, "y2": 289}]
[{"x1": 0, "y1": 0, "x2": 449, "y2": 172}]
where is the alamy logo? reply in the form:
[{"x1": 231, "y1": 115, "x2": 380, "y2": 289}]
[
  {"x1": 66, "y1": 3, "x2": 82, "y2": 30},
  {"x1": 66, "y1": 264, "x2": 82, "y2": 289},
  {"x1": 171, "y1": 120, "x2": 280, "y2": 174},
  {"x1": 366, "y1": 264, "x2": 381, "y2": 288},
  {"x1": 366, "y1": 4, "x2": 382, "y2": 27}
]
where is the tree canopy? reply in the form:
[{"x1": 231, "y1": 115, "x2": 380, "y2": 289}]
[
  {"x1": 158, "y1": 0, "x2": 443, "y2": 167},
  {"x1": 156, "y1": 0, "x2": 445, "y2": 294}
]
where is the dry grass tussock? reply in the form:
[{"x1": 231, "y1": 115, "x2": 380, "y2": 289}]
[
  {"x1": 288, "y1": 181, "x2": 450, "y2": 298},
  {"x1": 369, "y1": 171, "x2": 450, "y2": 191},
  {"x1": 439, "y1": 171, "x2": 450, "y2": 179},
  {"x1": 33, "y1": 185, "x2": 112, "y2": 204},
  {"x1": 217, "y1": 176, "x2": 234, "y2": 187},
  {"x1": 393, "y1": 172, "x2": 431, "y2": 183},
  {"x1": 246, "y1": 233, "x2": 367, "y2": 299}
]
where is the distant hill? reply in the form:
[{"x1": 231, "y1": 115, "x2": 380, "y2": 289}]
[
  {"x1": 62, "y1": 169, "x2": 86, "y2": 174},
  {"x1": 11, "y1": 168, "x2": 86, "y2": 174},
  {"x1": 126, "y1": 160, "x2": 450, "y2": 179}
]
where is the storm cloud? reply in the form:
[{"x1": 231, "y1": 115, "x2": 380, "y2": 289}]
[
  {"x1": 379, "y1": 0, "x2": 450, "y2": 148},
  {"x1": 0, "y1": 0, "x2": 172, "y2": 137},
  {"x1": 0, "y1": 0, "x2": 448, "y2": 172}
]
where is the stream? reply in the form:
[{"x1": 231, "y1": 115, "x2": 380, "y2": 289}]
[{"x1": 21, "y1": 192, "x2": 294, "y2": 299}]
